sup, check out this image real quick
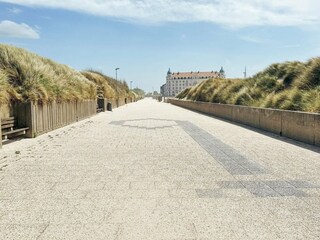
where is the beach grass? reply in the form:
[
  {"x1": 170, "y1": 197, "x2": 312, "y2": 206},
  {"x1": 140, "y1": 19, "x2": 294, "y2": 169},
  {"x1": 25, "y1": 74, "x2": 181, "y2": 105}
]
[
  {"x1": 0, "y1": 44, "x2": 96, "y2": 103},
  {"x1": 177, "y1": 58, "x2": 320, "y2": 113}
]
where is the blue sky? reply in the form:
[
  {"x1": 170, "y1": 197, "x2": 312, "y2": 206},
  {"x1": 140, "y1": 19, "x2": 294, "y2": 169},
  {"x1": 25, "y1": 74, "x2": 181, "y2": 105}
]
[{"x1": 1, "y1": 0, "x2": 320, "y2": 92}]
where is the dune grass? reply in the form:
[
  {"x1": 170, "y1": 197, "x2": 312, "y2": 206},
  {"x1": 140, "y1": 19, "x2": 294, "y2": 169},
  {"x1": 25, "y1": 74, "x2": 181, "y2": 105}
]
[
  {"x1": 0, "y1": 44, "x2": 96, "y2": 103},
  {"x1": 0, "y1": 44, "x2": 139, "y2": 104},
  {"x1": 177, "y1": 58, "x2": 320, "y2": 113},
  {"x1": 131, "y1": 88, "x2": 145, "y2": 99},
  {"x1": 81, "y1": 71, "x2": 116, "y2": 99},
  {"x1": 81, "y1": 70, "x2": 136, "y2": 99},
  {"x1": 0, "y1": 69, "x2": 17, "y2": 104}
]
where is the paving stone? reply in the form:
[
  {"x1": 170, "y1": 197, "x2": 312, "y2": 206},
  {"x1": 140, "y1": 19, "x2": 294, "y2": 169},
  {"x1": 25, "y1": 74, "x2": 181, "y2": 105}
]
[
  {"x1": 239, "y1": 181, "x2": 281, "y2": 197},
  {"x1": 216, "y1": 181, "x2": 245, "y2": 189},
  {"x1": 274, "y1": 187, "x2": 309, "y2": 197},
  {"x1": 288, "y1": 180, "x2": 320, "y2": 188},
  {"x1": 177, "y1": 120, "x2": 266, "y2": 175},
  {"x1": 196, "y1": 189, "x2": 224, "y2": 198},
  {"x1": 263, "y1": 180, "x2": 295, "y2": 189}
]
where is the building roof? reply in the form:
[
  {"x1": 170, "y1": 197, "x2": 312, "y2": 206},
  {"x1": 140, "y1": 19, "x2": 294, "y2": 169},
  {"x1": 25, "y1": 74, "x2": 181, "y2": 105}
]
[{"x1": 169, "y1": 71, "x2": 220, "y2": 79}]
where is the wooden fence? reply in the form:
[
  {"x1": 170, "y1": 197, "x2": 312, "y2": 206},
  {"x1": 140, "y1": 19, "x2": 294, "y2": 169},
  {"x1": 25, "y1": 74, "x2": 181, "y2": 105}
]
[
  {"x1": 13, "y1": 100, "x2": 97, "y2": 138},
  {"x1": 1, "y1": 96, "x2": 137, "y2": 148}
]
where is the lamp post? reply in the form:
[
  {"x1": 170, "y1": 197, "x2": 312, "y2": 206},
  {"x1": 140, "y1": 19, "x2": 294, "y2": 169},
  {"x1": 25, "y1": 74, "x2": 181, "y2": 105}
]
[
  {"x1": 130, "y1": 81, "x2": 133, "y2": 90},
  {"x1": 115, "y1": 68, "x2": 120, "y2": 103},
  {"x1": 115, "y1": 68, "x2": 120, "y2": 81}
]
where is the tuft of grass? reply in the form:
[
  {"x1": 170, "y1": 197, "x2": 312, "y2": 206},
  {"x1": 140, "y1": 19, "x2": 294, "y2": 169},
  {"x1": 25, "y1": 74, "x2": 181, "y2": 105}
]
[
  {"x1": 0, "y1": 44, "x2": 96, "y2": 103},
  {"x1": 81, "y1": 71, "x2": 116, "y2": 99},
  {"x1": 82, "y1": 70, "x2": 134, "y2": 99},
  {"x1": 177, "y1": 58, "x2": 320, "y2": 113},
  {"x1": 296, "y1": 58, "x2": 320, "y2": 90},
  {"x1": 0, "y1": 69, "x2": 21, "y2": 104}
]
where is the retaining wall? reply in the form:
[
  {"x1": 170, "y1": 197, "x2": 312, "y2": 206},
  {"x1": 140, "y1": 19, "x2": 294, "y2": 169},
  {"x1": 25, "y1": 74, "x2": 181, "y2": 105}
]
[
  {"x1": 168, "y1": 98, "x2": 320, "y2": 147},
  {"x1": 97, "y1": 98, "x2": 129, "y2": 112},
  {"x1": 13, "y1": 100, "x2": 96, "y2": 138}
]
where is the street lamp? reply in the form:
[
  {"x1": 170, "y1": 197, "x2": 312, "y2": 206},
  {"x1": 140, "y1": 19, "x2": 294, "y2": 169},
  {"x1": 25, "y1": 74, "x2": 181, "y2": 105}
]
[
  {"x1": 115, "y1": 68, "x2": 120, "y2": 81},
  {"x1": 115, "y1": 68, "x2": 120, "y2": 101},
  {"x1": 130, "y1": 81, "x2": 133, "y2": 90}
]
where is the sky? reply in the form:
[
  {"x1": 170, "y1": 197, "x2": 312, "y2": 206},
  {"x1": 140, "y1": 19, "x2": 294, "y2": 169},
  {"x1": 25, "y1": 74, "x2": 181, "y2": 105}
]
[{"x1": 0, "y1": 0, "x2": 320, "y2": 92}]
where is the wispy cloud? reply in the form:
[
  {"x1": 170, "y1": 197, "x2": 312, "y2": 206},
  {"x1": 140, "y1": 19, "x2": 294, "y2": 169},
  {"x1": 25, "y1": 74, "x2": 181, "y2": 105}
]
[
  {"x1": 7, "y1": 6, "x2": 22, "y2": 14},
  {"x1": 0, "y1": 20, "x2": 40, "y2": 39},
  {"x1": 0, "y1": 0, "x2": 319, "y2": 28},
  {"x1": 239, "y1": 35, "x2": 266, "y2": 43},
  {"x1": 283, "y1": 44, "x2": 301, "y2": 48}
]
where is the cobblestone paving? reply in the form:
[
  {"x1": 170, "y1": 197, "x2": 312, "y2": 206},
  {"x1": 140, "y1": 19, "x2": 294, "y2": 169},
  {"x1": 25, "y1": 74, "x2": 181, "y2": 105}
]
[{"x1": 1, "y1": 98, "x2": 320, "y2": 239}]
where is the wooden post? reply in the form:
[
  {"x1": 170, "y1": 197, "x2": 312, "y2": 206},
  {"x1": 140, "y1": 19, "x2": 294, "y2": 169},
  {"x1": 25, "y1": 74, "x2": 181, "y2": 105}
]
[{"x1": 0, "y1": 118, "x2": 2, "y2": 149}]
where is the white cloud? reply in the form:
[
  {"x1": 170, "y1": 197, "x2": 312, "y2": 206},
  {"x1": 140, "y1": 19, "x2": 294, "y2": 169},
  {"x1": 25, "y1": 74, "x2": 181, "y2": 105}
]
[
  {"x1": 0, "y1": 0, "x2": 320, "y2": 28},
  {"x1": 0, "y1": 20, "x2": 40, "y2": 39}
]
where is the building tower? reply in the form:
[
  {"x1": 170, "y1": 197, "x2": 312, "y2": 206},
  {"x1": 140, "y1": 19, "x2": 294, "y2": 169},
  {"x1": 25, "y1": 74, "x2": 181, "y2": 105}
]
[
  {"x1": 219, "y1": 67, "x2": 225, "y2": 78},
  {"x1": 164, "y1": 68, "x2": 172, "y2": 96}
]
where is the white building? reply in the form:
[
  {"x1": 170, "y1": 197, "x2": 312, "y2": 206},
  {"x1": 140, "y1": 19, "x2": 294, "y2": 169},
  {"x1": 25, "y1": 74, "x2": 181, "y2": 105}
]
[
  {"x1": 164, "y1": 67, "x2": 225, "y2": 96},
  {"x1": 160, "y1": 83, "x2": 166, "y2": 96}
]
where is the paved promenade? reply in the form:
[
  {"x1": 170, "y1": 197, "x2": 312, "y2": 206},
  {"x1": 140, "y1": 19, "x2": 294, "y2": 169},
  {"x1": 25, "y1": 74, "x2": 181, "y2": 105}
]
[{"x1": 1, "y1": 98, "x2": 320, "y2": 239}]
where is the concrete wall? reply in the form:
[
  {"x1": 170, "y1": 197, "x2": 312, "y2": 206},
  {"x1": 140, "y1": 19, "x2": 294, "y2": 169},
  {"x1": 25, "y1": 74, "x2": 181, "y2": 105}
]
[
  {"x1": 259, "y1": 109, "x2": 282, "y2": 135},
  {"x1": 281, "y1": 111, "x2": 316, "y2": 145},
  {"x1": 109, "y1": 99, "x2": 117, "y2": 109},
  {"x1": 168, "y1": 98, "x2": 320, "y2": 147},
  {"x1": 98, "y1": 98, "x2": 130, "y2": 112},
  {"x1": 107, "y1": 98, "x2": 127, "y2": 110},
  {"x1": 232, "y1": 105, "x2": 260, "y2": 129},
  {"x1": 211, "y1": 103, "x2": 233, "y2": 121},
  {"x1": 118, "y1": 98, "x2": 126, "y2": 107},
  {"x1": 95, "y1": 97, "x2": 134, "y2": 113},
  {"x1": 316, "y1": 115, "x2": 320, "y2": 146}
]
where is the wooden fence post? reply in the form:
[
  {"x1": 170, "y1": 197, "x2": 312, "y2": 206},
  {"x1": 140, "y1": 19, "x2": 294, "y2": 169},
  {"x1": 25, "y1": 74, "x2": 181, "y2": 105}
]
[
  {"x1": 26, "y1": 102, "x2": 35, "y2": 138},
  {"x1": 0, "y1": 118, "x2": 2, "y2": 149}
]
